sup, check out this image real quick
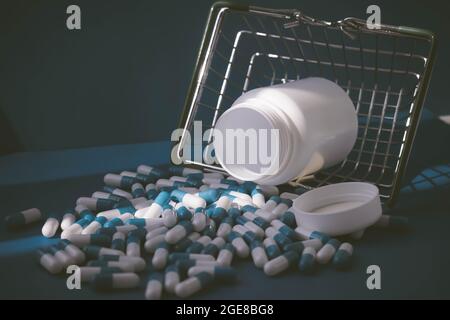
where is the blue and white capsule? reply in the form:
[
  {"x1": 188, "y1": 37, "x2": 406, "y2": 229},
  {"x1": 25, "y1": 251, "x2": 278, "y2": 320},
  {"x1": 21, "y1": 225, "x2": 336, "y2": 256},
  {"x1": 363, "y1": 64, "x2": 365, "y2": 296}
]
[
  {"x1": 272, "y1": 198, "x2": 293, "y2": 218},
  {"x1": 295, "y1": 226, "x2": 331, "y2": 244},
  {"x1": 93, "y1": 272, "x2": 140, "y2": 291},
  {"x1": 138, "y1": 191, "x2": 170, "y2": 219},
  {"x1": 171, "y1": 190, "x2": 206, "y2": 209},
  {"x1": 317, "y1": 239, "x2": 341, "y2": 264},
  {"x1": 66, "y1": 234, "x2": 111, "y2": 248},
  {"x1": 201, "y1": 237, "x2": 226, "y2": 257},
  {"x1": 261, "y1": 196, "x2": 282, "y2": 212},
  {"x1": 216, "y1": 216, "x2": 234, "y2": 238},
  {"x1": 175, "y1": 271, "x2": 214, "y2": 298},
  {"x1": 84, "y1": 245, "x2": 124, "y2": 259},
  {"x1": 111, "y1": 231, "x2": 126, "y2": 252},
  {"x1": 279, "y1": 210, "x2": 297, "y2": 229},
  {"x1": 263, "y1": 237, "x2": 282, "y2": 260},
  {"x1": 232, "y1": 224, "x2": 260, "y2": 244},
  {"x1": 191, "y1": 208, "x2": 207, "y2": 232},
  {"x1": 165, "y1": 220, "x2": 194, "y2": 244},
  {"x1": 61, "y1": 214, "x2": 95, "y2": 239},
  {"x1": 131, "y1": 183, "x2": 146, "y2": 199},
  {"x1": 165, "y1": 264, "x2": 180, "y2": 294},
  {"x1": 97, "y1": 206, "x2": 136, "y2": 220},
  {"x1": 211, "y1": 196, "x2": 231, "y2": 221},
  {"x1": 251, "y1": 187, "x2": 266, "y2": 208},
  {"x1": 197, "y1": 188, "x2": 219, "y2": 204},
  {"x1": 332, "y1": 242, "x2": 353, "y2": 269},
  {"x1": 265, "y1": 227, "x2": 292, "y2": 248},
  {"x1": 187, "y1": 266, "x2": 237, "y2": 282},
  {"x1": 227, "y1": 231, "x2": 250, "y2": 258},
  {"x1": 104, "y1": 173, "x2": 137, "y2": 190},
  {"x1": 103, "y1": 186, "x2": 133, "y2": 200},
  {"x1": 145, "y1": 272, "x2": 164, "y2": 300},
  {"x1": 36, "y1": 248, "x2": 63, "y2": 274},
  {"x1": 169, "y1": 166, "x2": 202, "y2": 177},
  {"x1": 126, "y1": 230, "x2": 142, "y2": 257},
  {"x1": 99, "y1": 254, "x2": 146, "y2": 272},
  {"x1": 152, "y1": 242, "x2": 170, "y2": 270},
  {"x1": 217, "y1": 243, "x2": 235, "y2": 266},
  {"x1": 271, "y1": 220, "x2": 297, "y2": 240},
  {"x1": 242, "y1": 211, "x2": 270, "y2": 229},
  {"x1": 186, "y1": 235, "x2": 211, "y2": 254},
  {"x1": 76, "y1": 197, "x2": 116, "y2": 212},
  {"x1": 175, "y1": 206, "x2": 193, "y2": 221},
  {"x1": 137, "y1": 164, "x2": 165, "y2": 178},
  {"x1": 5, "y1": 208, "x2": 43, "y2": 230},
  {"x1": 263, "y1": 250, "x2": 299, "y2": 276},
  {"x1": 298, "y1": 246, "x2": 316, "y2": 273},
  {"x1": 250, "y1": 241, "x2": 268, "y2": 269},
  {"x1": 235, "y1": 215, "x2": 265, "y2": 239},
  {"x1": 172, "y1": 232, "x2": 201, "y2": 252},
  {"x1": 59, "y1": 239, "x2": 86, "y2": 264}
]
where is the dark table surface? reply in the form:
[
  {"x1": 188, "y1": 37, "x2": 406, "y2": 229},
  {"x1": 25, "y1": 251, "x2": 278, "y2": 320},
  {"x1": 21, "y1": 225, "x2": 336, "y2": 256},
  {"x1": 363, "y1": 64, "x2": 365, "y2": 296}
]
[{"x1": 0, "y1": 111, "x2": 449, "y2": 299}]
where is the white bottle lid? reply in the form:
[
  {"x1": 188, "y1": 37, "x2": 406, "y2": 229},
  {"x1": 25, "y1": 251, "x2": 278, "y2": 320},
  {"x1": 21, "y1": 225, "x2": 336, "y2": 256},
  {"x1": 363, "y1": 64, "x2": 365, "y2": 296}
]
[{"x1": 292, "y1": 182, "x2": 382, "y2": 236}]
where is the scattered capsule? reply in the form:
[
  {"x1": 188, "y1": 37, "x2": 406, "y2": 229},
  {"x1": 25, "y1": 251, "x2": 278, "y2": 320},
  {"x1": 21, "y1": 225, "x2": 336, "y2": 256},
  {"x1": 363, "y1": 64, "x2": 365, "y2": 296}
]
[
  {"x1": 211, "y1": 196, "x2": 231, "y2": 222},
  {"x1": 175, "y1": 206, "x2": 193, "y2": 221},
  {"x1": 295, "y1": 226, "x2": 331, "y2": 244},
  {"x1": 250, "y1": 241, "x2": 268, "y2": 268},
  {"x1": 373, "y1": 214, "x2": 409, "y2": 230},
  {"x1": 197, "y1": 189, "x2": 219, "y2": 204},
  {"x1": 76, "y1": 197, "x2": 116, "y2": 211},
  {"x1": 48, "y1": 244, "x2": 75, "y2": 267},
  {"x1": 138, "y1": 191, "x2": 170, "y2": 219},
  {"x1": 61, "y1": 211, "x2": 77, "y2": 230},
  {"x1": 103, "y1": 186, "x2": 133, "y2": 200},
  {"x1": 251, "y1": 188, "x2": 265, "y2": 208},
  {"x1": 137, "y1": 165, "x2": 165, "y2": 178},
  {"x1": 170, "y1": 189, "x2": 206, "y2": 209},
  {"x1": 169, "y1": 253, "x2": 215, "y2": 264},
  {"x1": 333, "y1": 242, "x2": 353, "y2": 270},
  {"x1": 280, "y1": 192, "x2": 300, "y2": 200},
  {"x1": 227, "y1": 231, "x2": 250, "y2": 258},
  {"x1": 263, "y1": 237, "x2": 282, "y2": 260},
  {"x1": 66, "y1": 234, "x2": 111, "y2": 248},
  {"x1": 61, "y1": 215, "x2": 94, "y2": 239},
  {"x1": 265, "y1": 227, "x2": 292, "y2": 248},
  {"x1": 93, "y1": 272, "x2": 140, "y2": 291},
  {"x1": 271, "y1": 220, "x2": 297, "y2": 240},
  {"x1": 176, "y1": 259, "x2": 220, "y2": 273},
  {"x1": 202, "y1": 219, "x2": 217, "y2": 238},
  {"x1": 59, "y1": 239, "x2": 86, "y2": 264},
  {"x1": 97, "y1": 206, "x2": 136, "y2": 220},
  {"x1": 92, "y1": 191, "x2": 125, "y2": 204},
  {"x1": 88, "y1": 260, "x2": 135, "y2": 272},
  {"x1": 164, "y1": 264, "x2": 180, "y2": 294},
  {"x1": 175, "y1": 272, "x2": 215, "y2": 298},
  {"x1": 192, "y1": 208, "x2": 207, "y2": 232},
  {"x1": 232, "y1": 224, "x2": 259, "y2": 244},
  {"x1": 242, "y1": 211, "x2": 270, "y2": 229},
  {"x1": 172, "y1": 232, "x2": 201, "y2": 252},
  {"x1": 104, "y1": 173, "x2": 138, "y2": 190},
  {"x1": 36, "y1": 248, "x2": 63, "y2": 274},
  {"x1": 145, "y1": 272, "x2": 164, "y2": 300},
  {"x1": 201, "y1": 237, "x2": 225, "y2": 257},
  {"x1": 152, "y1": 242, "x2": 170, "y2": 270},
  {"x1": 145, "y1": 234, "x2": 167, "y2": 253},
  {"x1": 82, "y1": 216, "x2": 107, "y2": 235},
  {"x1": 169, "y1": 166, "x2": 202, "y2": 177},
  {"x1": 5, "y1": 208, "x2": 43, "y2": 229},
  {"x1": 316, "y1": 239, "x2": 341, "y2": 264},
  {"x1": 145, "y1": 226, "x2": 169, "y2": 240},
  {"x1": 162, "y1": 208, "x2": 177, "y2": 228},
  {"x1": 216, "y1": 216, "x2": 234, "y2": 238},
  {"x1": 216, "y1": 243, "x2": 235, "y2": 266},
  {"x1": 42, "y1": 216, "x2": 60, "y2": 238},
  {"x1": 99, "y1": 254, "x2": 146, "y2": 272},
  {"x1": 131, "y1": 183, "x2": 146, "y2": 199},
  {"x1": 298, "y1": 247, "x2": 316, "y2": 274},
  {"x1": 121, "y1": 171, "x2": 156, "y2": 185},
  {"x1": 79, "y1": 266, "x2": 123, "y2": 282},
  {"x1": 234, "y1": 215, "x2": 264, "y2": 239},
  {"x1": 186, "y1": 235, "x2": 211, "y2": 254},
  {"x1": 263, "y1": 250, "x2": 299, "y2": 276},
  {"x1": 97, "y1": 224, "x2": 139, "y2": 236},
  {"x1": 111, "y1": 232, "x2": 126, "y2": 252},
  {"x1": 188, "y1": 266, "x2": 237, "y2": 282},
  {"x1": 126, "y1": 230, "x2": 142, "y2": 257},
  {"x1": 279, "y1": 210, "x2": 297, "y2": 229},
  {"x1": 165, "y1": 220, "x2": 194, "y2": 244},
  {"x1": 261, "y1": 196, "x2": 282, "y2": 212},
  {"x1": 272, "y1": 198, "x2": 293, "y2": 218},
  {"x1": 84, "y1": 245, "x2": 124, "y2": 259}
]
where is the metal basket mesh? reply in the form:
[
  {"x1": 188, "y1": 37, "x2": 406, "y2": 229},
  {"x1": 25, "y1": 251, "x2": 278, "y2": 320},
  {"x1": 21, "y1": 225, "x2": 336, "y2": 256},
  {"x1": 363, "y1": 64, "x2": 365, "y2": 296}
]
[{"x1": 176, "y1": 3, "x2": 436, "y2": 206}]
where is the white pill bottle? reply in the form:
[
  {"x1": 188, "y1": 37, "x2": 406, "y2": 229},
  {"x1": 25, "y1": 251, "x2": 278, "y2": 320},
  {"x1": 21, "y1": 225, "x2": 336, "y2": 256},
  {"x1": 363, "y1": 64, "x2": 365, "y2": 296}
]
[{"x1": 213, "y1": 77, "x2": 358, "y2": 185}]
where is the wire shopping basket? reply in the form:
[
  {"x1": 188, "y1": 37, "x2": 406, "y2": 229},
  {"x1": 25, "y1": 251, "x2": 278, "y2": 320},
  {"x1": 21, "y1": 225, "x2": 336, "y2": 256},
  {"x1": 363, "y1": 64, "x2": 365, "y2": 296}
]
[{"x1": 175, "y1": 2, "x2": 437, "y2": 206}]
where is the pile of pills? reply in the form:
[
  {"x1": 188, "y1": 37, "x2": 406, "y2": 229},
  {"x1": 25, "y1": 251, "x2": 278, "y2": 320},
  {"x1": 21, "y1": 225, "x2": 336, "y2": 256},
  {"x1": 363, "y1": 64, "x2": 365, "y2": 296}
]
[{"x1": 4, "y1": 165, "x2": 409, "y2": 299}]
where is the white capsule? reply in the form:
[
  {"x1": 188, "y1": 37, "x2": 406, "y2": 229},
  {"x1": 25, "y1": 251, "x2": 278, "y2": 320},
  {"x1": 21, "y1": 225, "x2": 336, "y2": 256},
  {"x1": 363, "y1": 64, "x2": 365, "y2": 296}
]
[
  {"x1": 152, "y1": 246, "x2": 169, "y2": 270},
  {"x1": 255, "y1": 209, "x2": 276, "y2": 222},
  {"x1": 230, "y1": 237, "x2": 249, "y2": 258},
  {"x1": 162, "y1": 209, "x2": 177, "y2": 228},
  {"x1": 145, "y1": 226, "x2": 169, "y2": 240},
  {"x1": 61, "y1": 212, "x2": 77, "y2": 230},
  {"x1": 250, "y1": 243, "x2": 268, "y2": 268},
  {"x1": 227, "y1": 191, "x2": 252, "y2": 203},
  {"x1": 145, "y1": 278, "x2": 163, "y2": 300},
  {"x1": 316, "y1": 239, "x2": 340, "y2": 264},
  {"x1": 175, "y1": 277, "x2": 203, "y2": 298},
  {"x1": 42, "y1": 217, "x2": 59, "y2": 238},
  {"x1": 192, "y1": 211, "x2": 207, "y2": 232},
  {"x1": 263, "y1": 251, "x2": 298, "y2": 276},
  {"x1": 144, "y1": 234, "x2": 166, "y2": 253},
  {"x1": 251, "y1": 190, "x2": 266, "y2": 208}
]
